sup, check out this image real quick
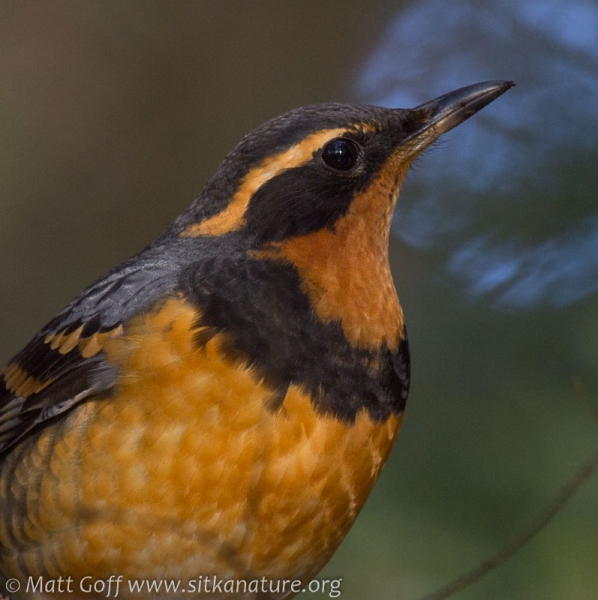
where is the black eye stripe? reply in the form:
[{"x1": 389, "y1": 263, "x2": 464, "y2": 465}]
[{"x1": 321, "y1": 138, "x2": 361, "y2": 172}]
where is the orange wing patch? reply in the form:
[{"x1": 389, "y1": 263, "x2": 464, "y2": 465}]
[
  {"x1": 78, "y1": 326, "x2": 124, "y2": 358},
  {"x1": 2, "y1": 324, "x2": 124, "y2": 400},
  {"x1": 2, "y1": 363, "x2": 55, "y2": 398},
  {"x1": 44, "y1": 324, "x2": 124, "y2": 359}
]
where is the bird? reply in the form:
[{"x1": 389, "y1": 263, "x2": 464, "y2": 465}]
[{"x1": 0, "y1": 80, "x2": 513, "y2": 599}]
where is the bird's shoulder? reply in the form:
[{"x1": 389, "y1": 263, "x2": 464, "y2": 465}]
[{"x1": 0, "y1": 240, "x2": 189, "y2": 455}]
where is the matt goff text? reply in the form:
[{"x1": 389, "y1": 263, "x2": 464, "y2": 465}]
[{"x1": 14, "y1": 574, "x2": 342, "y2": 598}]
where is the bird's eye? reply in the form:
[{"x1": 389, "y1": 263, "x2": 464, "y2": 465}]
[{"x1": 321, "y1": 138, "x2": 360, "y2": 172}]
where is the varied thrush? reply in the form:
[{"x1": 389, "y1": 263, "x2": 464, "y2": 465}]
[{"x1": 0, "y1": 81, "x2": 512, "y2": 599}]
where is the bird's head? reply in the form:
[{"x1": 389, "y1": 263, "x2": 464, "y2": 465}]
[
  {"x1": 177, "y1": 80, "x2": 513, "y2": 247},
  {"x1": 174, "y1": 81, "x2": 513, "y2": 351}
]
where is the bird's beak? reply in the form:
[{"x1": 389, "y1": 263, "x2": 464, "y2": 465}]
[{"x1": 399, "y1": 80, "x2": 514, "y2": 157}]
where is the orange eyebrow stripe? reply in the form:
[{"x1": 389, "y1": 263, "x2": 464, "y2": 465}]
[{"x1": 181, "y1": 127, "x2": 347, "y2": 238}]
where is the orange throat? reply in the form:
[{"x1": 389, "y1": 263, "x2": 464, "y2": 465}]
[{"x1": 257, "y1": 160, "x2": 409, "y2": 351}]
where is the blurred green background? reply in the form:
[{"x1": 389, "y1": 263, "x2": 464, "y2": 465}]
[{"x1": 0, "y1": 2, "x2": 596, "y2": 598}]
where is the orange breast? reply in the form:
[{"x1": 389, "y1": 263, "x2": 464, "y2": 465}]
[{"x1": 0, "y1": 298, "x2": 402, "y2": 599}]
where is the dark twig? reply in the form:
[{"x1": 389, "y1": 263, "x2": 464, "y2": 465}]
[{"x1": 417, "y1": 446, "x2": 598, "y2": 600}]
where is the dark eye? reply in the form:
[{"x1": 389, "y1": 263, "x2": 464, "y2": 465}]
[{"x1": 321, "y1": 138, "x2": 360, "y2": 171}]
